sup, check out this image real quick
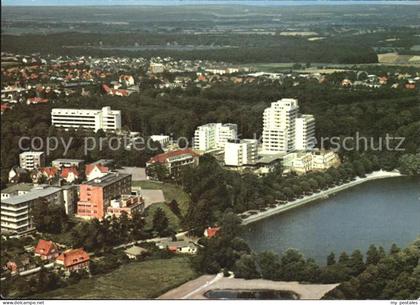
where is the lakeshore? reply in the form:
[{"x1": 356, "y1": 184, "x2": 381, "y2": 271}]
[{"x1": 241, "y1": 170, "x2": 402, "y2": 225}]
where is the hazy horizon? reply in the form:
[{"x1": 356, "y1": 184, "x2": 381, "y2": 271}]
[{"x1": 3, "y1": 0, "x2": 419, "y2": 6}]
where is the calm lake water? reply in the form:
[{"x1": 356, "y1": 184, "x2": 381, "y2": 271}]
[
  {"x1": 242, "y1": 176, "x2": 420, "y2": 264},
  {"x1": 205, "y1": 289, "x2": 298, "y2": 299}
]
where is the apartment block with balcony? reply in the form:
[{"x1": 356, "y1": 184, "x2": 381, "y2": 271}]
[
  {"x1": 224, "y1": 139, "x2": 258, "y2": 167},
  {"x1": 262, "y1": 98, "x2": 315, "y2": 154},
  {"x1": 1, "y1": 186, "x2": 63, "y2": 234},
  {"x1": 295, "y1": 114, "x2": 316, "y2": 151},
  {"x1": 193, "y1": 123, "x2": 237, "y2": 152},
  {"x1": 262, "y1": 98, "x2": 299, "y2": 153},
  {"x1": 19, "y1": 151, "x2": 45, "y2": 170}
]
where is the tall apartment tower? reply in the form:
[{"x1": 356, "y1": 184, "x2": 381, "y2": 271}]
[
  {"x1": 262, "y1": 98, "x2": 299, "y2": 153},
  {"x1": 295, "y1": 114, "x2": 316, "y2": 151},
  {"x1": 193, "y1": 123, "x2": 237, "y2": 152}
]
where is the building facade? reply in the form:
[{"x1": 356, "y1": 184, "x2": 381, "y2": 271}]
[
  {"x1": 51, "y1": 106, "x2": 121, "y2": 132},
  {"x1": 224, "y1": 139, "x2": 258, "y2": 167},
  {"x1": 106, "y1": 194, "x2": 145, "y2": 218},
  {"x1": 1, "y1": 186, "x2": 63, "y2": 234},
  {"x1": 193, "y1": 123, "x2": 237, "y2": 152},
  {"x1": 146, "y1": 149, "x2": 200, "y2": 179},
  {"x1": 52, "y1": 159, "x2": 85, "y2": 169},
  {"x1": 262, "y1": 98, "x2": 316, "y2": 154},
  {"x1": 295, "y1": 114, "x2": 316, "y2": 151},
  {"x1": 262, "y1": 98, "x2": 299, "y2": 153},
  {"x1": 77, "y1": 173, "x2": 132, "y2": 219},
  {"x1": 19, "y1": 151, "x2": 45, "y2": 170}
]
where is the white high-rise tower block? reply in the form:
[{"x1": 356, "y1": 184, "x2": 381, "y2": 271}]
[
  {"x1": 295, "y1": 114, "x2": 316, "y2": 151},
  {"x1": 262, "y1": 98, "x2": 299, "y2": 153}
]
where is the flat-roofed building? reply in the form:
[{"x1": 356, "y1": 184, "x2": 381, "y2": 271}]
[
  {"x1": 146, "y1": 149, "x2": 200, "y2": 179},
  {"x1": 262, "y1": 98, "x2": 299, "y2": 153},
  {"x1": 77, "y1": 173, "x2": 132, "y2": 219},
  {"x1": 1, "y1": 183, "x2": 33, "y2": 200},
  {"x1": 19, "y1": 151, "x2": 45, "y2": 170},
  {"x1": 1, "y1": 186, "x2": 63, "y2": 234},
  {"x1": 224, "y1": 139, "x2": 258, "y2": 167},
  {"x1": 193, "y1": 123, "x2": 237, "y2": 152},
  {"x1": 295, "y1": 114, "x2": 316, "y2": 151},
  {"x1": 150, "y1": 135, "x2": 171, "y2": 149},
  {"x1": 52, "y1": 159, "x2": 85, "y2": 169},
  {"x1": 312, "y1": 150, "x2": 341, "y2": 171},
  {"x1": 106, "y1": 194, "x2": 145, "y2": 218},
  {"x1": 51, "y1": 106, "x2": 121, "y2": 132}
]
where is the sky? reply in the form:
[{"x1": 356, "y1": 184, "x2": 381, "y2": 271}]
[{"x1": 3, "y1": 0, "x2": 418, "y2": 6}]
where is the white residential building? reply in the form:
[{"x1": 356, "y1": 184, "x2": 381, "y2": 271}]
[
  {"x1": 312, "y1": 150, "x2": 341, "y2": 171},
  {"x1": 51, "y1": 106, "x2": 121, "y2": 132},
  {"x1": 295, "y1": 114, "x2": 316, "y2": 151},
  {"x1": 282, "y1": 150, "x2": 341, "y2": 174},
  {"x1": 193, "y1": 123, "x2": 237, "y2": 152},
  {"x1": 1, "y1": 186, "x2": 63, "y2": 234},
  {"x1": 149, "y1": 63, "x2": 165, "y2": 74},
  {"x1": 150, "y1": 135, "x2": 171, "y2": 149},
  {"x1": 19, "y1": 151, "x2": 45, "y2": 170},
  {"x1": 224, "y1": 139, "x2": 258, "y2": 167},
  {"x1": 262, "y1": 98, "x2": 299, "y2": 153}
]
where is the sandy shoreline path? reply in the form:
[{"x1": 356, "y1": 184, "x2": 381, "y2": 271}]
[{"x1": 241, "y1": 170, "x2": 402, "y2": 225}]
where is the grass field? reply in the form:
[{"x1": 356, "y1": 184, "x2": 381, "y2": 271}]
[
  {"x1": 36, "y1": 257, "x2": 198, "y2": 299},
  {"x1": 133, "y1": 181, "x2": 191, "y2": 232}
]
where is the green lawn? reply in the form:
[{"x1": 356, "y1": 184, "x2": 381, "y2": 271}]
[
  {"x1": 133, "y1": 181, "x2": 191, "y2": 232},
  {"x1": 35, "y1": 257, "x2": 198, "y2": 299}
]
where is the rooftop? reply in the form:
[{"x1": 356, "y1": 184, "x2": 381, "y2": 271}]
[
  {"x1": 1, "y1": 183, "x2": 34, "y2": 194},
  {"x1": 1, "y1": 186, "x2": 62, "y2": 205},
  {"x1": 20, "y1": 151, "x2": 44, "y2": 156},
  {"x1": 124, "y1": 245, "x2": 148, "y2": 256},
  {"x1": 85, "y1": 172, "x2": 131, "y2": 187},
  {"x1": 256, "y1": 153, "x2": 286, "y2": 165},
  {"x1": 52, "y1": 158, "x2": 85, "y2": 163},
  {"x1": 148, "y1": 149, "x2": 199, "y2": 164}
]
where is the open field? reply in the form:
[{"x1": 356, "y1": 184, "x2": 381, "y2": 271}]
[{"x1": 36, "y1": 257, "x2": 198, "y2": 299}]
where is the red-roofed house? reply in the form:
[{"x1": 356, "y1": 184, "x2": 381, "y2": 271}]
[
  {"x1": 41, "y1": 167, "x2": 58, "y2": 180},
  {"x1": 204, "y1": 226, "x2": 221, "y2": 238},
  {"x1": 56, "y1": 248, "x2": 89, "y2": 273},
  {"x1": 1, "y1": 103, "x2": 11, "y2": 114},
  {"x1": 34, "y1": 239, "x2": 59, "y2": 260},
  {"x1": 60, "y1": 167, "x2": 80, "y2": 183},
  {"x1": 102, "y1": 84, "x2": 129, "y2": 97},
  {"x1": 85, "y1": 163, "x2": 109, "y2": 181},
  {"x1": 146, "y1": 149, "x2": 200, "y2": 179}
]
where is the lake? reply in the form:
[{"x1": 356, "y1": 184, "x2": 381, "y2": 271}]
[
  {"x1": 205, "y1": 289, "x2": 299, "y2": 299},
  {"x1": 242, "y1": 176, "x2": 420, "y2": 264}
]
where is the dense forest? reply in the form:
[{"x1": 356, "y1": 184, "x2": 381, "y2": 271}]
[
  {"x1": 1, "y1": 79, "x2": 419, "y2": 186},
  {"x1": 2, "y1": 32, "x2": 378, "y2": 64}
]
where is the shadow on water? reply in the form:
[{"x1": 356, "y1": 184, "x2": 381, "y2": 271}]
[{"x1": 204, "y1": 289, "x2": 299, "y2": 300}]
